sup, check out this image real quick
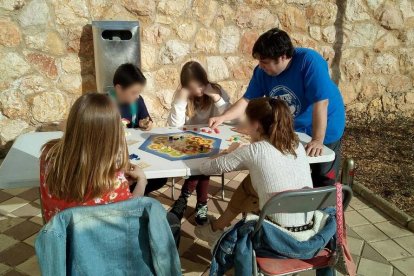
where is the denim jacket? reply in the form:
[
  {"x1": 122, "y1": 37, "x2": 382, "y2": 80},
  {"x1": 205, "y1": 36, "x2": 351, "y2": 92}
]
[
  {"x1": 210, "y1": 208, "x2": 337, "y2": 276},
  {"x1": 35, "y1": 197, "x2": 181, "y2": 276}
]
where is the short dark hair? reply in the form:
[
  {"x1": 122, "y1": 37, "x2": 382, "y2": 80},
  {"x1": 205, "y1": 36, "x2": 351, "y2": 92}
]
[
  {"x1": 113, "y1": 63, "x2": 146, "y2": 88},
  {"x1": 252, "y1": 28, "x2": 294, "y2": 60}
]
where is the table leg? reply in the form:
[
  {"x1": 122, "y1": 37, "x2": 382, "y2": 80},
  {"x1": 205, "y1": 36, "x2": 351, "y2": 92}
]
[
  {"x1": 171, "y1": 178, "x2": 175, "y2": 200},
  {"x1": 221, "y1": 173, "x2": 225, "y2": 200}
]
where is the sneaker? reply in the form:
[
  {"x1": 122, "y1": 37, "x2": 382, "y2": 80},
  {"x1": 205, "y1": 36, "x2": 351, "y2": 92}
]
[
  {"x1": 195, "y1": 222, "x2": 223, "y2": 247},
  {"x1": 195, "y1": 203, "x2": 208, "y2": 225},
  {"x1": 169, "y1": 196, "x2": 188, "y2": 220}
]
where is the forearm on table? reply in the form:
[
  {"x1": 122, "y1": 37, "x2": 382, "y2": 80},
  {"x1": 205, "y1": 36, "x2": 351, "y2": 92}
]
[
  {"x1": 200, "y1": 150, "x2": 247, "y2": 176},
  {"x1": 220, "y1": 98, "x2": 248, "y2": 121},
  {"x1": 312, "y1": 99, "x2": 328, "y2": 142},
  {"x1": 132, "y1": 179, "x2": 147, "y2": 197},
  {"x1": 167, "y1": 101, "x2": 187, "y2": 127}
]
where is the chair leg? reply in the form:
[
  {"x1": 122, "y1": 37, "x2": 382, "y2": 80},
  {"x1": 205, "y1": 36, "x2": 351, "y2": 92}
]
[
  {"x1": 171, "y1": 178, "x2": 175, "y2": 200},
  {"x1": 252, "y1": 249, "x2": 258, "y2": 276},
  {"x1": 221, "y1": 173, "x2": 225, "y2": 200}
]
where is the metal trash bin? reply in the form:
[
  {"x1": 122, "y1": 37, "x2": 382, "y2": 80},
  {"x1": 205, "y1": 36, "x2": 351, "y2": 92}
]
[{"x1": 92, "y1": 21, "x2": 141, "y2": 94}]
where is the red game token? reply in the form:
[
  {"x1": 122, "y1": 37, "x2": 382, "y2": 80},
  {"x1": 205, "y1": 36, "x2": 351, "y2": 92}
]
[
  {"x1": 207, "y1": 130, "x2": 212, "y2": 134},
  {"x1": 214, "y1": 128, "x2": 220, "y2": 134},
  {"x1": 193, "y1": 127, "x2": 198, "y2": 131},
  {"x1": 201, "y1": 128, "x2": 206, "y2": 132},
  {"x1": 183, "y1": 127, "x2": 187, "y2": 131}
]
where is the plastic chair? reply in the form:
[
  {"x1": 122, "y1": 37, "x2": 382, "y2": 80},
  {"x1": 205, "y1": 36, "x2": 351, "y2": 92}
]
[{"x1": 251, "y1": 185, "x2": 353, "y2": 276}]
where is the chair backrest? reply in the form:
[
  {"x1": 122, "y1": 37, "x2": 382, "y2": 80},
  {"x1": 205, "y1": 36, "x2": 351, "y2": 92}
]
[{"x1": 253, "y1": 185, "x2": 352, "y2": 234}]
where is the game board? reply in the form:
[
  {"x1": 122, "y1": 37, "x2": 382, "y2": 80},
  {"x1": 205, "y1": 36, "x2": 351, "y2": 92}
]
[{"x1": 139, "y1": 131, "x2": 221, "y2": 161}]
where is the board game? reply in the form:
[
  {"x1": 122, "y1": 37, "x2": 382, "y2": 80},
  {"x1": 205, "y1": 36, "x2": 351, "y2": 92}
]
[{"x1": 139, "y1": 131, "x2": 221, "y2": 161}]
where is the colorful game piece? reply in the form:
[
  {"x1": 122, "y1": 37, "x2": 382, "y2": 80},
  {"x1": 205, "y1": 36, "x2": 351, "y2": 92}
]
[
  {"x1": 201, "y1": 128, "x2": 207, "y2": 133},
  {"x1": 214, "y1": 128, "x2": 220, "y2": 134},
  {"x1": 129, "y1": 153, "x2": 140, "y2": 160},
  {"x1": 183, "y1": 127, "x2": 187, "y2": 131},
  {"x1": 169, "y1": 136, "x2": 173, "y2": 141},
  {"x1": 193, "y1": 127, "x2": 198, "y2": 131},
  {"x1": 207, "y1": 130, "x2": 212, "y2": 134}
]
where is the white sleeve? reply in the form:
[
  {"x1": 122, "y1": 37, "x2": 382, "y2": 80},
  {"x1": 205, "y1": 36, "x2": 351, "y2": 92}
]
[
  {"x1": 167, "y1": 100, "x2": 187, "y2": 127},
  {"x1": 200, "y1": 145, "x2": 252, "y2": 175}
]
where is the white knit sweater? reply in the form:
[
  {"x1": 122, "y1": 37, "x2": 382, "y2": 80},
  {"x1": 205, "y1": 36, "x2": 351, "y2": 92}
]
[
  {"x1": 167, "y1": 90, "x2": 230, "y2": 127},
  {"x1": 200, "y1": 140, "x2": 314, "y2": 227}
]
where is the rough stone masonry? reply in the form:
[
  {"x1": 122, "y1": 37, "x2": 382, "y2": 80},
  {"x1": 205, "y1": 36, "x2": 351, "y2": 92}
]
[{"x1": 0, "y1": 0, "x2": 413, "y2": 155}]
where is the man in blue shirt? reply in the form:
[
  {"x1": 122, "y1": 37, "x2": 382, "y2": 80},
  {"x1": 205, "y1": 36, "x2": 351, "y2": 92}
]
[{"x1": 210, "y1": 28, "x2": 345, "y2": 186}]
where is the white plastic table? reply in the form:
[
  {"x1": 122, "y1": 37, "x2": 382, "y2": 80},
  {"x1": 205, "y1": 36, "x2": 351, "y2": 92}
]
[{"x1": 0, "y1": 125, "x2": 335, "y2": 189}]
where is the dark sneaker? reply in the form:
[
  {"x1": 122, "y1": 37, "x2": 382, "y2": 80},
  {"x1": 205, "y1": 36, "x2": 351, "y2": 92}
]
[
  {"x1": 169, "y1": 196, "x2": 188, "y2": 220},
  {"x1": 195, "y1": 203, "x2": 208, "y2": 225}
]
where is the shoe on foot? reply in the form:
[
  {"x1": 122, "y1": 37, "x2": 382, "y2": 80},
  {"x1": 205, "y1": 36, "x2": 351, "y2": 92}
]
[
  {"x1": 169, "y1": 196, "x2": 187, "y2": 220},
  {"x1": 195, "y1": 203, "x2": 208, "y2": 225},
  {"x1": 195, "y1": 222, "x2": 223, "y2": 247}
]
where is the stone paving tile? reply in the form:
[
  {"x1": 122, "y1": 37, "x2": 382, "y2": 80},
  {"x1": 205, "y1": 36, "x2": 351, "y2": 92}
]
[
  {"x1": 0, "y1": 197, "x2": 29, "y2": 213},
  {"x1": 0, "y1": 190, "x2": 14, "y2": 203},
  {"x1": 0, "y1": 263, "x2": 11, "y2": 274},
  {"x1": 394, "y1": 235, "x2": 414, "y2": 255},
  {"x1": 2, "y1": 189, "x2": 30, "y2": 196},
  {"x1": 16, "y1": 188, "x2": 39, "y2": 202},
  {"x1": 181, "y1": 258, "x2": 208, "y2": 275},
  {"x1": 3, "y1": 269, "x2": 29, "y2": 276},
  {"x1": 0, "y1": 242, "x2": 35, "y2": 267},
  {"x1": 358, "y1": 207, "x2": 390, "y2": 224},
  {"x1": 23, "y1": 233, "x2": 37, "y2": 247},
  {"x1": 391, "y1": 257, "x2": 414, "y2": 276},
  {"x1": 3, "y1": 220, "x2": 42, "y2": 241},
  {"x1": 0, "y1": 217, "x2": 24, "y2": 233},
  {"x1": 393, "y1": 268, "x2": 405, "y2": 276},
  {"x1": 11, "y1": 203, "x2": 41, "y2": 218},
  {"x1": 348, "y1": 236, "x2": 365, "y2": 256},
  {"x1": 361, "y1": 243, "x2": 390, "y2": 264},
  {"x1": 346, "y1": 210, "x2": 371, "y2": 227},
  {"x1": 181, "y1": 242, "x2": 211, "y2": 265},
  {"x1": 352, "y1": 224, "x2": 389, "y2": 242},
  {"x1": 369, "y1": 239, "x2": 411, "y2": 261},
  {"x1": 233, "y1": 172, "x2": 248, "y2": 182},
  {"x1": 357, "y1": 257, "x2": 393, "y2": 276},
  {"x1": 16, "y1": 255, "x2": 40, "y2": 276},
  {"x1": 349, "y1": 197, "x2": 372, "y2": 210},
  {"x1": 375, "y1": 221, "x2": 413, "y2": 239},
  {"x1": 0, "y1": 234, "x2": 19, "y2": 252}
]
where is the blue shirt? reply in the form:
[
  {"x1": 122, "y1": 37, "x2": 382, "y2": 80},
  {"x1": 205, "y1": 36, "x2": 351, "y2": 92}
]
[
  {"x1": 244, "y1": 48, "x2": 345, "y2": 144},
  {"x1": 118, "y1": 96, "x2": 151, "y2": 128}
]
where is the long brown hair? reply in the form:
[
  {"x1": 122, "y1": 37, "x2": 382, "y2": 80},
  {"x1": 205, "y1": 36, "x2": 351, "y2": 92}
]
[
  {"x1": 246, "y1": 97, "x2": 299, "y2": 157},
  {"x1": 42, "y1": 93, "x2": 129, "y2": 202},
  {"x1": 177, "y1": 61, "x2": 222, "y2": 118}
]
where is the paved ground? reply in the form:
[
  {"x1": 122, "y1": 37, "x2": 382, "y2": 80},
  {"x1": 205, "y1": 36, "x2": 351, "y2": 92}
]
[{"x1": 0, "y1": 170, "x2": 413, "y2": 276}]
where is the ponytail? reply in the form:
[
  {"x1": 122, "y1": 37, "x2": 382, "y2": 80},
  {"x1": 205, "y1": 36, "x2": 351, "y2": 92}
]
[{"x1": 246, "y1": 98, "x2": 299, "y2": 157}]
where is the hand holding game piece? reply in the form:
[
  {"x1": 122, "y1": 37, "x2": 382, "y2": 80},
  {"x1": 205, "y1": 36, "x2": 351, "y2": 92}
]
[
  {"x1": 125, "y1": 163, "x2": 146, "y2": 183},
  {"x1": 209, "y1": 116, "x2": 224, "y2": 129},
  {"x1": 139, "y1": 117, "x2": 153, "y2": 131}
]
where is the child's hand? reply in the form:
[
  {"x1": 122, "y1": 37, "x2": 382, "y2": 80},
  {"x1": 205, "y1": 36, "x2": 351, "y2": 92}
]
[
  {"x1": 203, "y1": 84, "x2": 221, "y2": 102},
  {"x1": 177, "y1": 87, "x2": 190, "y2": 101},
  {"x1": 125, "y1": 164, "x2": 147, "y2": 197},
  {"x1": 125, "y1": 164, "x2": 146, "y2": 181},
  {"x1": 139, "y1": 117, "x2": 152, "y2": 131}
]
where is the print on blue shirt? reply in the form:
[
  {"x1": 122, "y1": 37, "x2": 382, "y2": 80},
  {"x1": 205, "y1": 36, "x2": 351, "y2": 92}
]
[{"x1": 243, "y1": 48, "x2": 345, "y2": 144}]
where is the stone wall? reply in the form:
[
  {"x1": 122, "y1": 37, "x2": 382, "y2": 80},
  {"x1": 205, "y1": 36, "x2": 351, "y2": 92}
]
[{"x1": 0, "y1": 0, "x2": 413, "y2": 154}]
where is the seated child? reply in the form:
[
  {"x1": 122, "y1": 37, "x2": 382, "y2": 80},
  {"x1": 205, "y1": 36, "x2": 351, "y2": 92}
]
[
  {"x1": 109, "y1": 63, "x2": 152, "y2": 130},
  {"x1": 40, "y1": 93, "x2": 147, "y2": 222},
  {"x1": 196, "y1": 98, "x2": 315, "y2": 243},
  {"x1": 167, "y1": 61, "x2": 230, "y2": 225},
  {"x1": 110, "y1": 63, "x2": 167, "y2": 195}
]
